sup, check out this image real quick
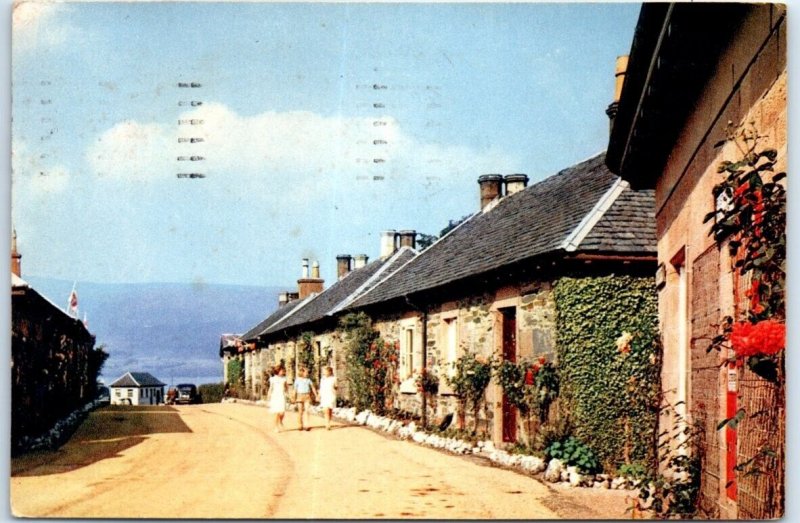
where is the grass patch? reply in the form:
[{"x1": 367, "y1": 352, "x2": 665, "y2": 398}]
[{"x1": 11, "y1": 405, "x2": 191, "y2": 477}]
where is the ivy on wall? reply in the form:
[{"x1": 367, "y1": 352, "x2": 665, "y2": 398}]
[{"x1": 554, "y1": 275, "x2": 660, "y2": 472}]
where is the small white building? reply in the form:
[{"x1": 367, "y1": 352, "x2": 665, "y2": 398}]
[{"x1": 109, "y1": 372, "x2": 166, "y2": 405}]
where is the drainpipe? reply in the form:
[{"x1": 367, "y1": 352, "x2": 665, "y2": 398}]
[{"x1": 421, "y1": 309, "x2": 428, "y2": 430}]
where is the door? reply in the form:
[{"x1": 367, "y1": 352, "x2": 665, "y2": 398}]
[{"x1": 501, "y1": 307, "x2": 517, "y2": 443}]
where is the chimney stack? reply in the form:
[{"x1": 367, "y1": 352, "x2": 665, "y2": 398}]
[
  {"x1": 336, "y1": 254, "x2": 353, "y2": 280},
  {"x1": 11, "y1": 229, "x2": 21, "y2": 277},
  {"x1": 606, "y1": 55, "x2": 629, "y2": 131},
  {"x1": 278, "y1": 292, "x2": 289, "y2": 307},
  {"x1": 353, "y1": 254, "x2": 369, "y2": 269},
  {"x1": 504, "y1": 174, "x2": 529, "y2": 195},
  {"x1": 298, "y1": 258, "x2": 324, "y2": 299},
  {"x1": 478, "y1": 174, "x2": 504, "y2": 210},
  {"x1": 380, "y1": 230, "x2": 398, "y2": 259},
  {"x1": 398, "y1": 230, "x2": 417, "y2": 250}
]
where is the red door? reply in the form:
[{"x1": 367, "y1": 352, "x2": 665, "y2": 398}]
[{"x1": 501, "y1": 309, "x2": 517, "y2": 443}]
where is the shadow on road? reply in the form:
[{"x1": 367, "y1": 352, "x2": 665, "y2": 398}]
[{"x1": 11, "y1": 405, "x2": 192, "y2": 477}]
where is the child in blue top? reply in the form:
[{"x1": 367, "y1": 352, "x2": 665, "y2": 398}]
[{"x1": 293, "y1": 367, "x2": 317, "y2": 431}]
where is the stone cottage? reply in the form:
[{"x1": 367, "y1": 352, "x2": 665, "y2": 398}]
[
  {"x1": 233, "y1": 244, "x2": 415, "y2": 399},
  {"x1": 346, "y1": 153, "x2": 658, "y2": 455},
  {"x1": 605, "y1": 3, "x2": 786, "y2": 518}
]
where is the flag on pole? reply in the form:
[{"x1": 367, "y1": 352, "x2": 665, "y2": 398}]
[{"x1": 68, "y1": 282, "x2": 78, "y2": 317}]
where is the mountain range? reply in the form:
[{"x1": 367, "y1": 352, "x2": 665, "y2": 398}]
[{"x1": 22, "y1": 276, "x2": 281, "y2": 386}]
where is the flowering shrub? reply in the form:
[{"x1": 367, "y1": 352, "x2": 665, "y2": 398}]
[
  {"x1": 445, "y1": 352, "x2": 493, "y2": 432},
  {"x1": 729, "y1": 319, "x2": 786, "y2": 358},
  {"x1": 704, "y1": 123, "x2": 786, "y2": 374},
  {"x1": 415, "y1": 368, "x2": 439, "y2": 395},
  {"x1": 339, "y1": 313, "x2": 398, "y2": 414},
  {"x1": 495, "y1": 356, "x2": 560, "y2": 447},
  {"x1": 703, "y1": 124, "x2": 785, "y2": 516}
]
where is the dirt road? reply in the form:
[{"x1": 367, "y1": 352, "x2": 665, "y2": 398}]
[{"x1": 11, "y1": 403, "x2": 630, "y2": 518}]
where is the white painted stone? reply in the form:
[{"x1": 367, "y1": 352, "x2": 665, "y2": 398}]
[{"x1": 544, "y1": 458, "x2": 564, "y2": 483}]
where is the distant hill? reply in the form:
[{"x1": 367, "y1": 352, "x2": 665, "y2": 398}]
[{"x1": 22, "y1": 276, "x2": 282, "y2": 386}]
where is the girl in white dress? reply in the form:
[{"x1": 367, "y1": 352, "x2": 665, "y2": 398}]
[
  {"x1": 267, "y1": 366, "x2": 288, "y2": 432},
  {"x1": 319, "y1": 366, "x2": 337, "y2": 430}
]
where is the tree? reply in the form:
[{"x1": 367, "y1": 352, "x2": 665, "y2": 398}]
[{"x1": 416, "y1": 214, "x2": 472, "y2": 251}]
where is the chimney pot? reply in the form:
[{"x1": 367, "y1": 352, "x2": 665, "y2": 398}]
[
  {"x1": 613, "y1": 55, "x2": 629, "y2": 103},
  {"x1": 353, "y1": 254, "x2": 369, "y2": 269},
  {"x1": 380, "y1": 230, "x2": 398, "y2": 259},
  {"x1": 398, "y1": 230, "x2": 417, "y2": 250},
  {"x1": 504, "y1": 174, "x2": 529, "y2": 195},
  {"x1": 478, "y1": 174, "x2": 504, "y2": 210},
  {"x1": 311, "y1": 260, "x2": 320, "y2": 279},
  {"x1": 336, "y1": 254, "x2": 353, "y2": 280},
  {"x1": 278, "y1": 292, "x2": 288, "y2": 306},
  {"x1": 301, "y1": 258, "x2": 310, "y2": 278},
  {"x1": 607, "y1": 55, "x2": 629, "y2": 132}
]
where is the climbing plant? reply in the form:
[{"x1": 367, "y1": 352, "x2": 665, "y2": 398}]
[
  {"x1": 339, "y1": 312, "x2": 398, "y2": 414},
  {"x1": 445, "y1": 352, "x2": 493, "y2": 433},
  {"x1": 494, "y1": 356, "x2": 559, "y2": 448},
  {"x1": 702, "y1": 123, "x2": 785, "y2": 516},
  {"x1": 554, "y1": 275, "x2": 660, "y2": 472},
  {"x1": 297, "y1": 331, "x2": 317, "y2": 385}
]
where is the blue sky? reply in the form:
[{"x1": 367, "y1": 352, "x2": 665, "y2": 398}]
[{"x1": 12, "y1": 2, "x2": 641, "y2": 287}]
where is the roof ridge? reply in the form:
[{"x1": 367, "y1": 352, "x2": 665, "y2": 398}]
[
  {"x1": 128, "y1": 372, "x2": 141, "y2": 387},
  {"x1": 330, "y1": 246, "x2": 416, "y2": 315},
  {"x1": 262, "y1": 293, "x2": 317, "y2": 334},
  {"x1": 561, "y1": 176, "x2": 628, "y2": 252},
  {"x1": 349, "y1": 213, "x2": 478, "y2": 308}
]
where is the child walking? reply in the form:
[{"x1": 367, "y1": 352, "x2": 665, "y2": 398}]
[
  {"x1": 293, "y1": 367, "x2": 317, "y2": 431},
  {"x1": 319, "y1": 366, "x2": 337, "y2": 430},
  {"x1": 267, "y1": 366, "x2": 288, "y2": 432}
]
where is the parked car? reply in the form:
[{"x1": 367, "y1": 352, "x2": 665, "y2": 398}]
[{"x1": 175, "y1": 383, "x2": 199, "y2": 404}]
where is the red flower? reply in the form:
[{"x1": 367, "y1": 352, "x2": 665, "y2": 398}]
[
  {"x1": 753, "y1": 189, "x2": 765, "y2": 226},
  {"x1": 538, "y1": 356, "x2": 547, "y2": 365},
  {"x1": 524, "y1": 368, "x2": 534, "y2": 385},
  {"x1": 734, "y1": 181, "x2": 750, "y2": 198},
  {"x1": 730, "y1": 320, "x2": 785, "y2": 358}
]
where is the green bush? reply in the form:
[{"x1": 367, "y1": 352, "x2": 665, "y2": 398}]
[
  {"x1": 199, "y1": 383, "x2": 225, "y2": 403},
  {"x1": 617, "y1": 461, "x2": 649, "y2": 482},
  {"x1": 554, "y1": 275, "x2": 660, "y2": 472},
  {"x1": 545, "y1": 436, "x2": 600, "y2": 474}
]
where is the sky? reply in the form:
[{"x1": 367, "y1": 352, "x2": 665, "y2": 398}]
[{"x1": 11, "y1": 1, "x2": 641, "y2": 288}]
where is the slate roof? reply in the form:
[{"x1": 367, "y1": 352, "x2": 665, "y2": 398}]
[
  {"x1": 110, "y1": 372, "x2": 166, "y2": 388},
  {"x1": 264, "y1": 247, "x2": 416, "y2": 335},
  {"x1": 351, "y1": 152, "x2": 655, "y2": 308},
  {"x1": 241, "y1": 298, "x2": 306, "y2": 342},
  {"x1": 579, "y1": 186, "x2": 656, "y2": 253}
]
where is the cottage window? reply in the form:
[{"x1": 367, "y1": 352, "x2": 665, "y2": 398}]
[
  {"x1": 115, "y1": 389, "x2": 121, "y2": 397},
  {"x1": 402, "y1": 328, "x2": 414, "y2": 379},
  {"x1": 127, "y1": 389, "x2": 133, "y2": 397}
]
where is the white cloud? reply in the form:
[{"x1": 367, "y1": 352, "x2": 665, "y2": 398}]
[{"x1": 86, "y1": 103, "x2": 518, "y2": 203}]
